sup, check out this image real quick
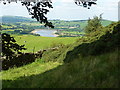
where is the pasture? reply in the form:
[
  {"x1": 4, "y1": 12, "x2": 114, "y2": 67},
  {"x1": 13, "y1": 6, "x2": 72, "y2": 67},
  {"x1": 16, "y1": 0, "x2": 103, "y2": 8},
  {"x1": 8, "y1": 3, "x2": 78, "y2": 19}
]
[{"x1": 13, "y1": 35, "x2": 79, "y2": 52}]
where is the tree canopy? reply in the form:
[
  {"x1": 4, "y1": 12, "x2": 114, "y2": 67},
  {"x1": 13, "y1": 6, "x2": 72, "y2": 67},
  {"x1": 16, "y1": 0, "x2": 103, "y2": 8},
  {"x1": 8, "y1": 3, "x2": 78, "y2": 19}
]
[
  {"x1": 2, "y1": 33, "x2": 26, "y2": 60},
  {"x1": 1, "y1": 0, "x2": 97, "y2": 59},
  {"x1": 1, "y1": 0, "x2": 97, "y2": 28},
  {"x1": 84, "y1": 15, "x2": 103, "y2": 33}
]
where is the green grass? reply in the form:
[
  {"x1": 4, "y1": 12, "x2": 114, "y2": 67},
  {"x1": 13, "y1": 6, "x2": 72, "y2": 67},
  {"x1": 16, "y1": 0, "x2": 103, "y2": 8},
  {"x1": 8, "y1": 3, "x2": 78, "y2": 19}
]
[
  {"x1": 1, "y1": 50, "x2": 119, "y2": 88},
  {"x1": 1, "y1": 61, "x2": 61, "y2": 81},
  {"x1": 13, "y1": 35, "x2": 78, "y2": 52}
]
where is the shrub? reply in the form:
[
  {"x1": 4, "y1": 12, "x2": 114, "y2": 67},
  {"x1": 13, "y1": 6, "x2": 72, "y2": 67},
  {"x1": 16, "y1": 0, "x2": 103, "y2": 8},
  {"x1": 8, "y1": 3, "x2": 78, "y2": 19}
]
[
  {"x1": 64, "y1": 22, "x2": 120, "y2": 63},
  {"x1": 2, "y1": 33, "x2": 26, "y2": 60},
  {"x1": 2, "y1": 53, "x2": 36, "y2": 70}
]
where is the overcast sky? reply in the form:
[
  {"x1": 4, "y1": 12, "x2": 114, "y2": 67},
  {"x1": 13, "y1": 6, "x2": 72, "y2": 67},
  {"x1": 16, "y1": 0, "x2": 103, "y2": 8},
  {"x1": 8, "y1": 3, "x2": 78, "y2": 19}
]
[{"x1": 0, "y1": 0, "x2": 119, "y2": 21}]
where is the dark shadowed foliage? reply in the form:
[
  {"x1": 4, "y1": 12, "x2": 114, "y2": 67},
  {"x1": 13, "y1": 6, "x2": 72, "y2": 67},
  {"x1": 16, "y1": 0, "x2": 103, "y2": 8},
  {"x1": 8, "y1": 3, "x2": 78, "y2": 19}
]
[
  {"x1": 64, "y1": 22, "x2": 120, "y2": 63},
  {"x1": 2, "y1": 33, "x2": 26, "y2": 60},
  {"x1": 2, "y1": 53, "x2": 35, "y2": 70}
]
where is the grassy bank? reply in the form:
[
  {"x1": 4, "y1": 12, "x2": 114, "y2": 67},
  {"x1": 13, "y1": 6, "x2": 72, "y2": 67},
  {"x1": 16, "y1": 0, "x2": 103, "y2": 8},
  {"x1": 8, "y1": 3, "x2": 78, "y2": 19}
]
[{"x1": 1, "y1": 49, "x2": 119, "y2": 88}]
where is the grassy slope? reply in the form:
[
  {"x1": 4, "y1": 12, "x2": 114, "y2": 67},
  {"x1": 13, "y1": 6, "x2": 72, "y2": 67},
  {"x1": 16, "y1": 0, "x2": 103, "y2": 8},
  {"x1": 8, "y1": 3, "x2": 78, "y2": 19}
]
[
  {"x1": 1, "y1": 62, "x2": 61, "y2": 81},
  {"x1": 13, "y1": 35, "x2": 78, "y2": 52},
  {"x1": 1, "y1": 21, "x2": 119, "y2": 88},
  {"x1": 1, "y1": 50, "x2": 119, "y2": 88}
]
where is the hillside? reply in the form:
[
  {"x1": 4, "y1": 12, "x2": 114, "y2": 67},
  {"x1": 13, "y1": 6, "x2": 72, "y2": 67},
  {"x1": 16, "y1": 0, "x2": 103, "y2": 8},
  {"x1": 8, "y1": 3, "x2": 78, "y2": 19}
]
[
  {"x1": 1, "y1": 21, "x2": 120, "y2": 88},
  {"x1": 1, "y1": 16, "x2": 113, "y2": 28},
  {"x1": 0, "y1": 16, "x2": 35, "y2": 23},
  {"x1": 2, "y1": 50, "x2": 119, "y2": 88}
]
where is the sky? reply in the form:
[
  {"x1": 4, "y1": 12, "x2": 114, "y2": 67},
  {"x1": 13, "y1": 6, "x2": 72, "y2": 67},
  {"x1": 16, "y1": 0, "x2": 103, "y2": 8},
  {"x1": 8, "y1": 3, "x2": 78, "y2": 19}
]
[{"x1": 0, "y1": 0, "x2": 119, "y2": 21}]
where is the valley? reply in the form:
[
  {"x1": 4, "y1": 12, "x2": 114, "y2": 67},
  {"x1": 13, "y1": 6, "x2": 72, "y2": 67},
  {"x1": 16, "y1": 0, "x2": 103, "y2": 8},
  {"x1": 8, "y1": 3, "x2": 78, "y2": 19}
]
[{"x1": 1, "y1": 16, "x2": 119, "y2": 88}]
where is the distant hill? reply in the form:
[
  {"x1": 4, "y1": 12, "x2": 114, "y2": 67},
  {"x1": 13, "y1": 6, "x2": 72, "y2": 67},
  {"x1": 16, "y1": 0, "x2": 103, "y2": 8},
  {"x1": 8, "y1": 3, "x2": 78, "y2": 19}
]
[
  {"x1": 101, "y1": 19, "x2": 114, "y2": 26},
  {"x1": 71, "y1": 19, "x2": 113, "y2": 26},
  {"x1": 71, "y1": 20, "x2": 87, "y2": 22},
  {"x1": 1, "y1": 16, "x2": 113, "y2": 25},
  {"x1": 0, "y1": 16, "x2": 35, "y2": 23}
]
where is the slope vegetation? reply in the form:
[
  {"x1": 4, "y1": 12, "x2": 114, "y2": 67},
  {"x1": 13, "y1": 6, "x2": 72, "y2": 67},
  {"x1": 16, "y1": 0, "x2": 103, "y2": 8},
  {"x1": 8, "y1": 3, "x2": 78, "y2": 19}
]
[{"x1": 1, "y1": 22, "x2": 120, "y2": 88}]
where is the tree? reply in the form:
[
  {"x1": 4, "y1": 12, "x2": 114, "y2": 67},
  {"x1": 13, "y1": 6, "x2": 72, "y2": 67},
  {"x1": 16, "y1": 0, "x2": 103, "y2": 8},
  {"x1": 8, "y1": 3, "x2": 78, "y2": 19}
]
[
  {"x1": 2, "y1": 33, "x2": 26, "y2": 60},
  {"x1": 84, "y1": 15, "x2": 103, "y2": 33},
  {"x1": 1, "y1": 0, "x2": 97, "y2": 59},
  {"x1": 1, "y1": 0, "x2": 97, "y2": 28}
]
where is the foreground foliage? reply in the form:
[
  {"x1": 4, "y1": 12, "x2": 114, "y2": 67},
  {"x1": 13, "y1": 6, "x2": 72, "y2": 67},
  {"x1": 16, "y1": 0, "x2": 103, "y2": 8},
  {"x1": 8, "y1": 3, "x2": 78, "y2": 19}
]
[
  {"x1": 1, "y1": 50, "x2": 119, "y2": 88},
  {"x1": 41, "y1": 21, "x2": 120, "y2": 63},
  {"x1": 2, "y1": 33, "x2": 26, "y2": 60},
  {"x1": 84, "y1": 15, "x2": 103, "y2": 33},
  {"x1": 1, "y1": 21, "x2": 119, "y2": 88}
]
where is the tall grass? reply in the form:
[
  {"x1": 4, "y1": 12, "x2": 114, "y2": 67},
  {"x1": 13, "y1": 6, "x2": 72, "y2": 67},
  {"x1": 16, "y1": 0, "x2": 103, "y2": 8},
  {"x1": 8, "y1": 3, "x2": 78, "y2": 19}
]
[{"x1": 1, "y1": 50, "x2": 119, "y2": 88}]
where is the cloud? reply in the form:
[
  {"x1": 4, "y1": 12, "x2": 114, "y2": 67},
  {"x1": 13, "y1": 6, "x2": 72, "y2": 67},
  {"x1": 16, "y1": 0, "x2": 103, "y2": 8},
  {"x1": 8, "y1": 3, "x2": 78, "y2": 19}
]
[
  {"x1": 0, "y1": 0, "x2": 118, "y2": 21},
  {"x1": 52, "y1": 0, "x2": 73, "y2": 3},
  {"x1": 61, "y1": 0, "x2": 73, "y2": 2}
]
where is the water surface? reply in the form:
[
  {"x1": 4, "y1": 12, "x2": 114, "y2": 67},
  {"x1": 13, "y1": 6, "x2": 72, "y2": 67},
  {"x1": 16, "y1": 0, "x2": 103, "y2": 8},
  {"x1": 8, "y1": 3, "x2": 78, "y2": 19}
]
[{"x1": 34, "y1": 30, "x2": 57, "y2": 37}]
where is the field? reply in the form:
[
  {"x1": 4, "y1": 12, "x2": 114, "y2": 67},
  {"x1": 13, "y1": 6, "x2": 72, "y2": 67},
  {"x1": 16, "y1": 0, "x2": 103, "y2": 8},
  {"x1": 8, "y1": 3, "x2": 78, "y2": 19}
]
[{"x1": 13, "y1": 35, "x2": 78, "y2": 52}]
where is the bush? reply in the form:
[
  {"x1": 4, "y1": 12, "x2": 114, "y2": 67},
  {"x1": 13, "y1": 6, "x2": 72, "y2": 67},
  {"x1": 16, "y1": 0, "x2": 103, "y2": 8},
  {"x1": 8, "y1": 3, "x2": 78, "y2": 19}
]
[
  {"x1": 2, "y1": 33, "x2": 26, "y2": 60},
  {"x1": 64, "y1": 22, "x2": 120, "y2": 63},
  {"x1": 2, "y1": 53, "x2": 36, "y2": 70},
  {"x1": 84, "y1": 15, "x2": 103, "y2": 33}
]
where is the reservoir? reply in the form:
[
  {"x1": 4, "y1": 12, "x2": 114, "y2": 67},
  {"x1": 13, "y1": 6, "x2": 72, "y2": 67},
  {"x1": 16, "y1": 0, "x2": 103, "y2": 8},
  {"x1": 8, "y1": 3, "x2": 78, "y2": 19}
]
[{"x1": 32, "y1": 30, "x2": 58, "y2": 37}]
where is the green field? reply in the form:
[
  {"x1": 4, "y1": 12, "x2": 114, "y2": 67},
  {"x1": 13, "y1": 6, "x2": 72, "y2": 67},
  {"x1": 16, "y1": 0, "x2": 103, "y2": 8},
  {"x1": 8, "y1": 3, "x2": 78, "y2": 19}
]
[{"x1": 13, "y1": 35, "x2": 79, "y2": 52}]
